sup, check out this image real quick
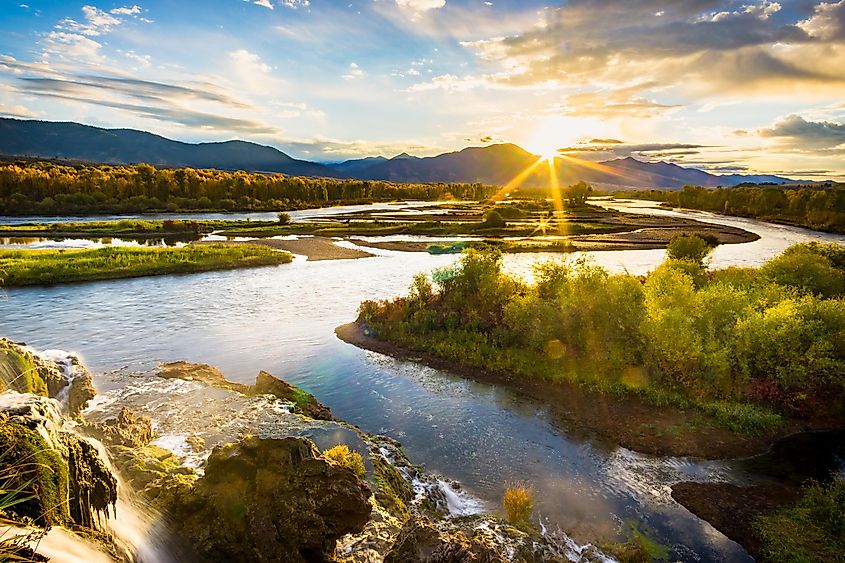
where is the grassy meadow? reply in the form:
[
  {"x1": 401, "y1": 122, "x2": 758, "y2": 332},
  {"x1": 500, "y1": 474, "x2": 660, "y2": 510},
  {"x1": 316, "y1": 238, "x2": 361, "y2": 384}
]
[{"x1": 0, "y1": 244, "x2": 292, "y2": 286}]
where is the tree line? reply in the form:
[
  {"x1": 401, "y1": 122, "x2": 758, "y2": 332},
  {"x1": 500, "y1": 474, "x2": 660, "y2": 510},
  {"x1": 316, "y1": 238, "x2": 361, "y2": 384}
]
[
  {"x1": 630, "y1": 185, "x2": 845, "y2": 233},
  {"x1": 0, "y1": 160, "x2": 496, "y2": 215}
]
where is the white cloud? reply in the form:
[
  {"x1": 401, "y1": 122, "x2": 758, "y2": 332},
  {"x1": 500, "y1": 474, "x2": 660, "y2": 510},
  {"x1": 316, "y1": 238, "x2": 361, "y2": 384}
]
[
  {"x1": 110, "y1": 5, "x2": 142, "y2": 15},
  {"x1": 395, "y1": 0, "x2": 446, "y2": 11},
  {"x1": 81, "y1": 6, "x2": 120, "y2": 31},
  {"x1": 252, "y1": 0, "x2": 273, "y2": 9},
  {"x1": 342, "y1": 62, "x2": 364, "y2": 80},
  {"x1": 42, "y1": 32, "x2": 105, "y2": 63}
]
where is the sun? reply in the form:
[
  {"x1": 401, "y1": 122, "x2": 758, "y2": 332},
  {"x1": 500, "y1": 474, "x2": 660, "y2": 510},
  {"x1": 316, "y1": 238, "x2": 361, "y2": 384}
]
[{"x1": 522, "y1": 115, "x2": 598, "y2": 161}]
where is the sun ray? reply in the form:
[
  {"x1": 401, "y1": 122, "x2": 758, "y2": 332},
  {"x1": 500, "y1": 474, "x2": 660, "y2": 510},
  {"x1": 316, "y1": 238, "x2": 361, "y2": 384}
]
[{"x1": 490, "y1": 156, "x2": 545, "y2": 201}]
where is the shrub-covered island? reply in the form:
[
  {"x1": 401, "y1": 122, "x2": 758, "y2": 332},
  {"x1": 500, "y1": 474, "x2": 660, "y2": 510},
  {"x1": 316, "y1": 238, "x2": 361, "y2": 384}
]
[{"x1": 345, "y1": 238, "x2": 845, "y2": 455}]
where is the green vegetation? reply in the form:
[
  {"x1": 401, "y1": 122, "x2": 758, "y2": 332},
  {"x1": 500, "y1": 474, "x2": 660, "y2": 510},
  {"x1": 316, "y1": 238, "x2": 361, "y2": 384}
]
[
  {"x1": 666, "y1": 234, "x2": 715, "y2": 266},
  {"x1": 357, "y1": 243, "x2": 845, "y2": 434},
  {"x1": 630, "y1": 185, "x2": 845, "y2": 233},
  {"x1": 0, "y1": 244, "x2": 292, "y2": 286},
  {"x1": 502, "y1": 482, "x2": 533, "y2": 530},
  {"x1": 755, "y1": 478, "x2": 845, "y2": 562},
  {"x1": 0, "y1": 160, "x2": 495, "y2": 215},
  {"x1": 323, "y1": 445, "x2": 366, "y2": 478}
]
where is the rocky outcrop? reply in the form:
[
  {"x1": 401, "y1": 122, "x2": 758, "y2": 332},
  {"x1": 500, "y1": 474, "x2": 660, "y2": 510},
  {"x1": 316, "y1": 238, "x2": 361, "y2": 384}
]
[
  {"x1": 250, "y1": 370, "x2": 333, "y2": 420},
  {"x1": 157, "y1": 361, "x2": 333, "y2": 419},
  {"x1": 80, "y1": 407, "x2": 155, "y2": 448},
  {"x1": 169, "y1": 435, "x2": 372, "y2": 562},
  {"x1": 0, "y1": 393, "x2": 117, "y2": 529},
  {"x1": 0, "y1": 339, "x2": 95, "y2": 417}
]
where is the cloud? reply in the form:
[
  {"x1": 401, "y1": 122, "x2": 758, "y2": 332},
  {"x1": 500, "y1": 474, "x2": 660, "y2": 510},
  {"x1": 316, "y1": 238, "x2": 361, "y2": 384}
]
[
  {"x1": 456, "y1": 0, "x2": 845, "y2": 99},
  {"x1": 342, "y1": 62, "x2": 364, "y2": 80},
  {"x1": 558, "y1": 142, "x2": 708, "y2": 161},
  {"x1": 395, "y1": 0, "x2": 446, "y2": 13},
  {"x1": 110, "y1": 5, "x2": 142, "y2": 15},
  {"x1": 42, "y1": 32, "x2": 105, "y2": 63},
  {"x1": 250, "y1": 0, "x2": 273, "y2": 9},
  {"x1": 759, "y1": 114, "x2": 845, "y2": 148},
  {"x1": 247, "y1": 0, "x2": 309, "y2": 9}
]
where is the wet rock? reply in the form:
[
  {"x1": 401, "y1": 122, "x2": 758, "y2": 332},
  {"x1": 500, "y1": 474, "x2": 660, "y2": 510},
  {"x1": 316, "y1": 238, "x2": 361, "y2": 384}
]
[
  {"x1": 0, "y1": 392, "x2": 117, "y2": 529},
  {"x1": 384, "y1": 516, "x2": 510, "y2": 563},
  {"x1": 169, "y1": 435, "x2": 372, "y2": 562},
  {"x1": 157, "y1": 361, "x2": 248, "y2": 394},
  {"x1": 249, "y1": 370, "x2": 333, "y2": 420},
  {"x1": 0, "y1": 339, "x2": 95, "y2": 417},
  {"x1": 107, "y1": 444, "x2": 196, "y2": 509},
  {"x1": 158, "y1": 361, "x2": 334, "y2": 420},
  {"x1": 80, "y1": 407, "x2": 154, "y2": 448}
]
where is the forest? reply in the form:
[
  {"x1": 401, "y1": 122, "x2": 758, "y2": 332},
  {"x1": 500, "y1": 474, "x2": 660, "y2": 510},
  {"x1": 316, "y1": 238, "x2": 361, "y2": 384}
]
[
  {"x1": 0, "y1": 160, "x2": 495, "y2": 214},
  {"x1": 630, "y1": 185, "x2": 845, "y2": 233}
]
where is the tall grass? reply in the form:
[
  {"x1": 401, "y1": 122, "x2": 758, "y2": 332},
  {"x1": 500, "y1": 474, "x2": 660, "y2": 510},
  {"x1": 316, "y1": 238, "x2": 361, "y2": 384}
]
[
  {"x1": 502, "y1": 482, "x2": 533, "y2": 529},
  {"x1": 0, "y1": 448, "x2": 48, "y2": 562},
  {"x1": 0, "y1": 244, "x2": 292, "y2": 286}
]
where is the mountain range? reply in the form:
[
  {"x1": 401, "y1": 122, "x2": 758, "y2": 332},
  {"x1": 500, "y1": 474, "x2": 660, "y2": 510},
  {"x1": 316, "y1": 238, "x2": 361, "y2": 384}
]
[{"x1": 0, "y1": 118, "x2": 794, "y2": 190}]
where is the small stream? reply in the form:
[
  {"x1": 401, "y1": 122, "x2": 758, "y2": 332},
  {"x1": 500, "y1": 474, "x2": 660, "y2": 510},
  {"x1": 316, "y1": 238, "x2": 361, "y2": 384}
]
[{"x1": 2, "y1": 200, "x2": 844, "y2": 561}]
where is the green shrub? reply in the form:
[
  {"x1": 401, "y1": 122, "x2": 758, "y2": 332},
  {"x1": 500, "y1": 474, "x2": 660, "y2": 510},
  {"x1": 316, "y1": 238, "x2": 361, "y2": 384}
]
[
  {"x1": 666, "y1": 234, "x2": 713, "y2": 266},
  {"x1": 323, "y1": 444, "x2": 366, "y2": 478}
]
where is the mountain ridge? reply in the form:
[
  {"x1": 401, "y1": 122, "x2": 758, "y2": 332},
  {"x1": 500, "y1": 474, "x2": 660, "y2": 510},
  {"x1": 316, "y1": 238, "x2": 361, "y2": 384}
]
[{"x1": 0, "y1": 118, "x2": 796, "y2": 190}]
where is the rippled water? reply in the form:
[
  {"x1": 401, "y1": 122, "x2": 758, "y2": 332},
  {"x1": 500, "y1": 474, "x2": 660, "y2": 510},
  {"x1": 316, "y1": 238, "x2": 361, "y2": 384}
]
[{"x1": 2, "y1": 202, "x2": 844, "y2": 561}]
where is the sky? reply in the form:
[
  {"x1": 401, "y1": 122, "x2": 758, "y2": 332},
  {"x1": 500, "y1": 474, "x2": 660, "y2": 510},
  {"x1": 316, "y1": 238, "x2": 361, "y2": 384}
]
[{"x1": 0, "y1": 1, "x2": 844, "y2": 178}]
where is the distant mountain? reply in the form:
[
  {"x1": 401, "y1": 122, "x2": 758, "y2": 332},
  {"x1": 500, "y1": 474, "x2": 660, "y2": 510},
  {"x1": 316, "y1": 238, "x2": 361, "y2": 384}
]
[
  {"x1": 346, "y1": 143, "x2": 542, "y2": 185},
  {"x1": 332, "y1": 155, "x2": 389, "y2": 174},
  {"x1": 0, "y1": 118, "x2": 342, "y2": 178},
  {"x1": 0, "y1": 118, "x2": 796, "y2": 189}
]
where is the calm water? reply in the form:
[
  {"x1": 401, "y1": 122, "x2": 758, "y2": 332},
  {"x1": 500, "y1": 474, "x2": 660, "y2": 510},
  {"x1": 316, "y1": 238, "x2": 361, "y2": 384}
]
[{"x1": 2, "y1": 202, "x2": 844, "y2": 561}]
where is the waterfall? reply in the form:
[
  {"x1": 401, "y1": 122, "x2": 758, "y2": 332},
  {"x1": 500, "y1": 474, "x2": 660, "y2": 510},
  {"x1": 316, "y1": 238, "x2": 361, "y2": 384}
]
[{"x1": 86, "y1": 437, "x2": 179, "y2": 563}]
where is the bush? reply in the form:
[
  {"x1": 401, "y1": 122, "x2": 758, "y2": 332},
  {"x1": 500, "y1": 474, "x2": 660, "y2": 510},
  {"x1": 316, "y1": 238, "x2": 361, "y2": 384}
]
[
  {"x1": 502, "y1": 482, "x2": 533, "y2": 529},
  {"x1": 761, "y1": 245, "x2": 845, "y2": 298},
  {"x1": 323, "y1": 444, "x2": 366, "y2": 478},
  {"x1": 666, "y1": 234, "x2": 713, "y2": 266},
  {"x1": 755, "y1": 478, "x2": 845, "y2": 562},
  {"x1": 481, "y1": 209, "x2": 506, "y2": 229},
  {"x1": 277, "y1": 212, "x2": 292, "y2": 225}
]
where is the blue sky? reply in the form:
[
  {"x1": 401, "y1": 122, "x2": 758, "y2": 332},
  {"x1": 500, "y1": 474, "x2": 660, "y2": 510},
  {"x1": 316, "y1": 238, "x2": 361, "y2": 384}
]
[{"x1": 1, "y1": 1, "x2": 844, "y2": 178}]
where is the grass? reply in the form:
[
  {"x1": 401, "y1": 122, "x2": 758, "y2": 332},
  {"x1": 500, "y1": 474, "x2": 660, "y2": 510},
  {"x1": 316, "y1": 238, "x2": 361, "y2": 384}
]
[
  {"x1": 502, "y1": 481, "x2": 533, "y2": 529},
  {"x1": 754, "y1": 478, "x2": 845, "y2": 562},
  {"x1": 0, "y1": 244, "x2": 292, "y2": 286},
  {"x1": 323, "y1": 445, "x2": 366, "y2": 478}
]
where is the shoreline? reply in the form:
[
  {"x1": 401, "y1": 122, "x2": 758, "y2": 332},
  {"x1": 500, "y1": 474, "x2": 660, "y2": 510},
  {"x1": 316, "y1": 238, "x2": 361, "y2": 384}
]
[{"x1": 335, "y1": 321, "x2": 834, "y2": 460}]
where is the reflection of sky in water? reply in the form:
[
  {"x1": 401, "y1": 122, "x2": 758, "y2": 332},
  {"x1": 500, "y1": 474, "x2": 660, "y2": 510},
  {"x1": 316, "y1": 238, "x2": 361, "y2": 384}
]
[{"x1": 4, "y1": 205, "x2": 841, "y2": 561}]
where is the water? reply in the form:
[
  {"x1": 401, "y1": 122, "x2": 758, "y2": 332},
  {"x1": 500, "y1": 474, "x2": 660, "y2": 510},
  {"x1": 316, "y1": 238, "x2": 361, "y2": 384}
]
[
  {"x1": 1, "y1": 203, "x2": 843, "y2": 561},
  {"x1": 0, "y1": 200, "x2": 450, "y2": 225}
]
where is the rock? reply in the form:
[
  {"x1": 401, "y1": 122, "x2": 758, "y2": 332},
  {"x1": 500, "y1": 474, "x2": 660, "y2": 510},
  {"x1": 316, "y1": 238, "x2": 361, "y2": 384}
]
[
  {"x1": 0, "y1": 392, "x2": 117, "y2": 529},
  {"x1": 80, "y1": 407, "x2": 154, "y2": 448},
  {"x1": 169, "y1": 435, "x2": 372, "y2": 562},
  {"x1": 384, "y1": 517, "x2": 508, "y2": 563},
  {"x1": 107, "y1": 444, "x2": 196, "y2": 509},
  {"x1": 157, "y1": 361, "x2": 249, "y2": 394},
  {"x1": 0, "y1": 339, "x2": 95, "y2": 417},
  {"x1": 249, "y1": 370, "x2": 333, "y2": 420},
  {"x1": 158, "y1": 361, "x2": 334, "y2": 421}
]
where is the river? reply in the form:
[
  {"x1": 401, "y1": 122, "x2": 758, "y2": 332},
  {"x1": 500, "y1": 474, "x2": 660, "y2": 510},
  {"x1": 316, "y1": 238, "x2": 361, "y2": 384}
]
[{"x1": 1, "y1": 200, "x2": 844, "y2": 562}]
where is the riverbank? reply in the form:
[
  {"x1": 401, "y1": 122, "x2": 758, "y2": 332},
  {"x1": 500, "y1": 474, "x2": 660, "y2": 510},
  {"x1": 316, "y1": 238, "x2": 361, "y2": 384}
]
[
  {"x1": 336, "y1": 322, "x2": 833, "y2": 459},
  {"x1": 0, "y1": 244, "x2": 292, "y2": 286}
]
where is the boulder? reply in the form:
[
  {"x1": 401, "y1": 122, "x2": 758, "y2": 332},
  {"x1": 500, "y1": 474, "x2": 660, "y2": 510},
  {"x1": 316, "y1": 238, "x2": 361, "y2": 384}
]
[
  {"x1": 169, "y1": 435, "x2": 372, "y2": 562},
  {"x1": 249, "y1": 370, "x2": 333, "y2": 420},
  {"x1": 384, "y1": 517, "x2": 508, "y2": 563},
  {"x1": 80, "y1": 407, "x2": 155, "y2": 448}
]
